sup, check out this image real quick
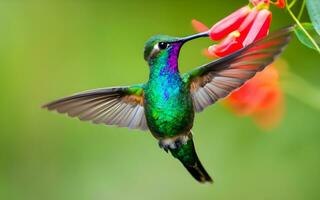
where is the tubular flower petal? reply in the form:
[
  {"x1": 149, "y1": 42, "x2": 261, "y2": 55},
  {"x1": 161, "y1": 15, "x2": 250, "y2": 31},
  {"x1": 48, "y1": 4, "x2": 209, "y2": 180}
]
[
  {"x1": 241, "y1": 9, "x2": 272, "y2": 46},
  {"x1": 235, "y1": 9, "x2": 259, "y2": 44},
  {"x1": 209, "y1": 6, "x2": 251, "y2": 41},
  {"x1": 202, "y1": 48, "x2": 217, "y2": 59},
  {"x1": 254, "y1": 11, "x2": 272, "y2": 41},
  {"x1": 208, "y1": 31, "x2": 243, "y2": 57},
  {"x1": 191, "y1": 19, "x2": 209, "y2": 32}
]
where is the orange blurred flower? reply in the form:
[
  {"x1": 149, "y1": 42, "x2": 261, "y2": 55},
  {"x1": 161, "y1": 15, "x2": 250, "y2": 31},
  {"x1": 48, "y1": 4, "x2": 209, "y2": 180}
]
[{"x1": 223, "y1": 62, "x2": 284, "y2": 129}]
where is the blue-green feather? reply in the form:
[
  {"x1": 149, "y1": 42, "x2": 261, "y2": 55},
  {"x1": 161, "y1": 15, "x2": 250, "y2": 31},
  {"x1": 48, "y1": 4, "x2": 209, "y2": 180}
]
[{"x1": 144, "y1": 41, "x2": 194, "y2": 138}]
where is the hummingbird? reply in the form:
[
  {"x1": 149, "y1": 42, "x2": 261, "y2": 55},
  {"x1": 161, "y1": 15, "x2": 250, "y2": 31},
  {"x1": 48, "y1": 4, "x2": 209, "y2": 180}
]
[{"x1": 43, "y1": 26, "x2": 292, "y2": 183}]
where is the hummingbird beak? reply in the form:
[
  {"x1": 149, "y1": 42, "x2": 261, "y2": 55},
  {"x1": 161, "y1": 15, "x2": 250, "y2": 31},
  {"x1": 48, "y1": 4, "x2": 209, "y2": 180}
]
[{"x1": 179, "y1": 31, "x2": 209, "y2": 43}]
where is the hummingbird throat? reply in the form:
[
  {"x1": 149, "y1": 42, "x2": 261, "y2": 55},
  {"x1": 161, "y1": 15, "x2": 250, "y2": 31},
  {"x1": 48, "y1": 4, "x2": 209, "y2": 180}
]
[{"x1": 150, "y1": 44, "x2": 181, "y2": 77}]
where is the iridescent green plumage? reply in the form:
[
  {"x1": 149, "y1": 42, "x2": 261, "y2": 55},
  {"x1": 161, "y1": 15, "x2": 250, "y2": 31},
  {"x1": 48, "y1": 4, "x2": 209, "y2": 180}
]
[
  {"x1": 144, "y1": 37, "x2": 193, "y2": 138},
  {"x1": 43, "y1": 27, "x2": 293, "y2": 183},
  {"x1": 142, "y1": 34, "x2": 212, "y2": 182}
]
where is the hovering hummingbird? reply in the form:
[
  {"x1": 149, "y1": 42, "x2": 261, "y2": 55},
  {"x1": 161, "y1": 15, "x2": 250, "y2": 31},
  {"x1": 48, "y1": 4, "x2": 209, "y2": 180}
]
[{"x1": 43, "y1": 27, "x2": 292, "y2": 183}]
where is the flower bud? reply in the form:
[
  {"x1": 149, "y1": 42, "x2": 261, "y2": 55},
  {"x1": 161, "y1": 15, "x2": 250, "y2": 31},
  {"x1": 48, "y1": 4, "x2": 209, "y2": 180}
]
[{"x1": 271, "y1": 0, "x2": 286, "y2": 8}]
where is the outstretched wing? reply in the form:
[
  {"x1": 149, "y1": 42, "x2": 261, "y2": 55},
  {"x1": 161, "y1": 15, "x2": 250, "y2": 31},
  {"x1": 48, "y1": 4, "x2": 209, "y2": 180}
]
[
  {"x1": 183, "y1": 26, "x2": 293, "y2": 112},
  {"x1": 42, "y1": 85, "x2": 148, "y2": 130}
]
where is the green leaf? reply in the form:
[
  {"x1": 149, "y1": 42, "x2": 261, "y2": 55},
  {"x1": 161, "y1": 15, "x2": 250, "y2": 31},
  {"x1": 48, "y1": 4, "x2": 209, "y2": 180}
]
[
  {"x1": 306, "y1": 0, "x2": 320, "y2": 36},
  {"x1": 294, "y1": 23, "x2": 320, "y2": 51}
]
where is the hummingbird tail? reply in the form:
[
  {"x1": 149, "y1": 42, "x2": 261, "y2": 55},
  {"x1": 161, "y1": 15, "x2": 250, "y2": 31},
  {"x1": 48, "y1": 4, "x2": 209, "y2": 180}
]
[
  {"x1": 181, "y1": 155, "x2": 213, "y2": 183},
  {"x1": 169, "y1": 135, "x2": 213, "y2": 183}
]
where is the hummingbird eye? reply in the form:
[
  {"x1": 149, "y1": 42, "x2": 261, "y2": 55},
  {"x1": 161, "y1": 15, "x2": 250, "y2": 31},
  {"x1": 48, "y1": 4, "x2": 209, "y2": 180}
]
[{"x1": 158, "y1": 42, "x2": 169, "y2": 50}]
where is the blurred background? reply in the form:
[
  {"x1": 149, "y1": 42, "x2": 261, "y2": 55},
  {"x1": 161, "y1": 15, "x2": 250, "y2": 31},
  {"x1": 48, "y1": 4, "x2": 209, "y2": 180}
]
[{"x1": 1, "y1": 0, "x2": 320, "y2": 199}]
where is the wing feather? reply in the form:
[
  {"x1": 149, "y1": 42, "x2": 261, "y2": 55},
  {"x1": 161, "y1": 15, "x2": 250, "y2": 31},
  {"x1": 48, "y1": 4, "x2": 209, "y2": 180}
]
[
  {"x1": 43, "y1": 85, "x2": 148, "y2": 131},
  {"x1": 183, "y1": 26, "x2": 293, "y2": 112}
]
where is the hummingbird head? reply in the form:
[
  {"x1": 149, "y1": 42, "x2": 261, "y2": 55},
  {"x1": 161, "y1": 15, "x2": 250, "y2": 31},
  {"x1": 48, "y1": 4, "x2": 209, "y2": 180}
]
[{"x1": 143, "y1": 32, "x2": 209, "y2": 63}]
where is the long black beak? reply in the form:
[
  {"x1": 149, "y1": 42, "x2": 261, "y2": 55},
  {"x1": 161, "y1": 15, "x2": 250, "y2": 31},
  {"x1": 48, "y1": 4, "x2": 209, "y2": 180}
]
[{"x1": 179, "y1": 31, "x2": 209, "y2": 43}]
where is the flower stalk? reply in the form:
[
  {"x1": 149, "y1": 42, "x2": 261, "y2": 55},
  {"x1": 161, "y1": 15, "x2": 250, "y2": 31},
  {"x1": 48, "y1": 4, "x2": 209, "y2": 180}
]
[{"x1": 285, "y1": 0, "x2": 320, "y2": 53}]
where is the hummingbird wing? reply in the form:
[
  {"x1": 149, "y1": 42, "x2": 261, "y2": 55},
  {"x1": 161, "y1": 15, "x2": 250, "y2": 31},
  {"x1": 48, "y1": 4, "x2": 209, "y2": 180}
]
[
  {"x1": 42, "y1": 85, "x2": 148, "y2": 130},
  {"x1": 182, "y1": 26, "x2": 293, "y2": 112}
]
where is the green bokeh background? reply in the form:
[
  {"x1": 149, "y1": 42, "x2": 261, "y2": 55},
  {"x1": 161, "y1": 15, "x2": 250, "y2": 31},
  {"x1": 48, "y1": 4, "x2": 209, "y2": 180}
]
[{"x1": 1, "y1": 1, "x2": 320, "y2": 200}]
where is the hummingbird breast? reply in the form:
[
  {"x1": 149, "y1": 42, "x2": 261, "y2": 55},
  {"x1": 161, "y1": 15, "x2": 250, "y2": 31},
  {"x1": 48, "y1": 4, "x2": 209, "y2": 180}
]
[{"x1": 144, "y1": 74, "x2": 194, "y2": 139}]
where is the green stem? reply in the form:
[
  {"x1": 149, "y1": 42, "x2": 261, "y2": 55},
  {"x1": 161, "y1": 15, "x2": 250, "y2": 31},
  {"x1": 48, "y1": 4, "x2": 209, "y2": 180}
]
[
  {"x1": 288, "y1": 0, "x2": 297, "y2": 9},
  {"x1": 286, "y1": 1, "x2": 320, "y2": 53},
  {"x1": 282, "y1": 72, "x2": 320, "y2": 111},
  {"x1": 297, "y1": 0, "x2": 306, "y2": 20}
]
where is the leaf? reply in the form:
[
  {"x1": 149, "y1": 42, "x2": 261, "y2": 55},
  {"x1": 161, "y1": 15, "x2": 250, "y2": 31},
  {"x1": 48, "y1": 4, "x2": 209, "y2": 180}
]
[
  {"x1": 306, "y1": 0, "x2": 320, "y2": 36},
  {"x1": 294, "y1": 23, "x2": 320, "y2": 51}
]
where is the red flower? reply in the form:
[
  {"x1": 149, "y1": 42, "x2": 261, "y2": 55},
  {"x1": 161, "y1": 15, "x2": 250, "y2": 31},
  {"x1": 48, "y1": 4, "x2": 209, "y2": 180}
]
[
  {"x1": 191, "y1": 0, "x2": 286, "y2": 128},
  {"x1": 192, "y1": 0, "x2": 284, "y2": 58},
  {"x1": 209, "y1": 7, "x2": 272, "y2": 57}
]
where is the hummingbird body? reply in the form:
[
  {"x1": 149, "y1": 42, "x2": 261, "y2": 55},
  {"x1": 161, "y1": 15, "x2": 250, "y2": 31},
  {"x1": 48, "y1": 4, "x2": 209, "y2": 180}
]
[
  {"x1": 142, "y1": 35, "x2": 212, "y2": 182},
  {"x1": 43, "y1": 27, "x2": 292, "y2": 183},
  {"x1": 144, "y1": 40, "x2": 194, "y2": 139}
]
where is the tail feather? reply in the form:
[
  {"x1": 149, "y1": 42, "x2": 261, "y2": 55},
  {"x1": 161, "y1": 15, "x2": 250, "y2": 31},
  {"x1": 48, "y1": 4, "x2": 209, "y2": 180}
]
[
  {"x1": 169, "y1": 135, "x2": 212, "y2": 183},
  {"x1": 182, "y1": 155, "x2": 213, "y2": 183}
]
